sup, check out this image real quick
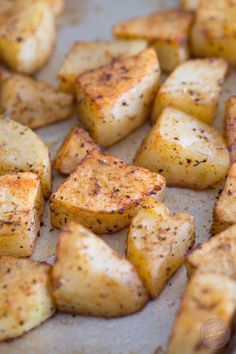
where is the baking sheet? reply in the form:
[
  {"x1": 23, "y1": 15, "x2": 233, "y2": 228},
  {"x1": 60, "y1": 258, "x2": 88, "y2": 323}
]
[{"x1": 1, "y1": 0, "x2": 236, "y2": 353}]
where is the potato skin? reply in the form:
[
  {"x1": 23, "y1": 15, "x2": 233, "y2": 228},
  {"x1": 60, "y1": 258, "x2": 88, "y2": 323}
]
[
  {"x1": 0, "y1": 118, "x2": 52, "y2": 197},
  {"x1": 58, "y1": 40, "x2": 147, "y2": 95},
  {"x1": 127, "y1": 199, "x2": 195, "y2": 298},
  {"x1": 51, "y1": 222, "x2": 148, "y2": 318},
  {"x1": 0, "y1": 73, "x2": 73, "y2": 129},
  {"x1": 113, "y1": 10, "x2": 194, "y2": 73},
  {"x1": 53, "y1": 127, "x2": 101, "y2": 175},
  {"x1": 225, "y1": 97, "x2": 236, "y2": 163},
  {"x1": 50, "y1": 151, "x2": 166, "y2": 233},
  {"x1": 151, "y1": 58, "x2": 228, "y2": 125},
  {"x1": 76, "y1": 48, "x2": 160, "y2": 147},
  {"x1": 0, "y1": 256, "x2": 55, "y2": 342},
  {"x1": 0, "y1": 0, "x2": 56, "y2": 74},
  {"x1": 135, "y1": 107, "x2": 230, "y2": 190}
]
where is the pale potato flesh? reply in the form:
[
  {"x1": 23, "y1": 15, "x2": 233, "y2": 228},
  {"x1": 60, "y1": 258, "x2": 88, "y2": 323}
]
[
  {"x1": 180, "y1": 0, "x2": 199, "y2": 10},
  {"x1": 50, "y1": 150, "x2": 166, "y2": 233},
  {"x1": 225, "y1": 96, "x2": 236, "y2": 163},
  {"x1": 51, "y1": 221, "x2": 148, "y2": 317},
  {"x1": 0, "y1": 256, "x2": 55, "y2": 342},
  {"x1": 46, "y1": 0, "x2": 64, "y2": 16},
  {"x1": 76, "y1": 48, "x2": 160, "y2": 147},
  {"x1": 135, "y1": 108, "x2": 230, "y2": 190},
  {"x1": 127, "y1": 198, "x2": 195, "y2": 298},
  {"x1": 152, "y1": 58, "x2": 228, "y2": 125}
]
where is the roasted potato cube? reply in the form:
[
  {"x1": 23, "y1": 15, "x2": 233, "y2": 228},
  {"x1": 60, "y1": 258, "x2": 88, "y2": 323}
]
[
  {"x1": 180, "y1": 0, "x2": 199, "y2": 10},
  {"x1": 50, "y1": 151, "x2": 166, "y2": 233},
  {"x1": 191, "y1": 0, "x2": 236, "y2": 66},
  {"x1": 152, "y1": 58, "x2": 228, "y2": 125},
  {"x1": 127, "y1": 198, "x2": 195, "y2": 298},
  {"x1": 213, "y1": 164, "x2": 236, "y2": 234},
  {"x1": 225, "y1": 96, "x2": 236, "y2": 163},
  {"x1": 135, "y1": 108, "x2": 230, "y2": 190},
  {"x1": 0, "y1": 118, "x2": 52, "y2": 197},
  {"x1": 47, "y1": 0, "x2": 64, "y2": 16},
  {"x1": 0, "y1": 0, "x2": 55, "y2": 74},
  {"x1": 0, "y1": 173, "x2": 44, "y2": 257},
  {"x1": 53, "y1": 127, "x2": 101, "y2": 175},
  {"x1": 113, "y1": 10, "x2": 194, "y2": 73},
  {"x1": 0, "y1": 72, "x2": 73, "y2": 129},
  {"x1": 76, "y1": 48, "x2": 160, "y2": 147},
  {"x1": 0, "y1": 257, "x2": 55, "y2": 342},
  {"x1": 186, "y1": 224, "x2": 236, "y2": 279},
  {"x1": 51, "y1": 221, "x2": 148, "y2": 317},
  {"x1": 58, "y1": 40, "x2": 148, "y2": 95},
  {"x1": 166, "y1": 272, "x2": 236, "y2": 354}
]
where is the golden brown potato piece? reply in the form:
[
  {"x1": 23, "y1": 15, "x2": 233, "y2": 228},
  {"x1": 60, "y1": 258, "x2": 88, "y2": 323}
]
[
  {"x1": 180, "y1": 0, "x2": 199, "y2": 10},
  {"x1": 0, "y1": 173, "x2": 44, "y2": 257},
  {"x1": 225, "y1": 96, "x2": 236, "y2": 163},
  {"x1": 152, "y1": 58, "x2": 228, "y2": 125},
  {"x1": 166, "y1": 271, "x2": 236, "y2": 354},
  {"x1": 53, "y1": 127, "x2": 101, "y2": 175},
  {"x1": 113, "y1": 10, "x2": 194, "y2": 73},
  {"x1": 135, "y1": 108, "x2": 230, "y2": 190},
  {"x1": 50, "y1": 150, "x2": 166, "y2": 233},
  {"x1": 127, "y1": 198, "x2": 195, "y2": 298},
  {"x1": 186, "y1": 224, "x2": 236, "y2": 279},
  {"x1": 0, "y1": 0, "x2": 55, "y2": 74},
  {"x1": 0, "y1": 257, "x2": 55, "y2": 342},
  {"x1": 0, "y1": 118, "x2": 52, "y2": 197},
  {"x1": 76, "y1": 48, "x2": 160, "y2": 147},
  {"x1": 51, "y1": 221, "x2": 148, "y2": 318},
  {"x1": 0, "y1": 72, "x2": 73, "y2": 129},
  {"x1": 191, "y1": 0, "x2": 236, "y2": 65},
  {"x1": 58, "y1": 40, "x2": 148, "y2": 95},
  {"x1": 47, "y1": 0, "x2": 64, "y2": 16}
]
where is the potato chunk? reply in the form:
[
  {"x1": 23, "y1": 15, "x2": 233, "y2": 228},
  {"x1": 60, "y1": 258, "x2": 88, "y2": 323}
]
[
  {"x1": 191, "y1": 0, "x2": 236, "y2": 66},
  {"x1": 0, "y1": 118, "x2": 51, "y2": 197},
  {"x1": 50, "y1": 151, "x2": 165, "y2": 233},
  {"x1": 186, "y1": 224, "x2": 236, "y2": 279},
  {"x1": 47, "y1": 0, "x2": 64, "y2": 16},
  {"x1": 0, "y1": 173, "x2": 44, "y2": 257},
  {"x1": 0, "y1": 256, "x2": 55, "y2": 342},
  {"x1": 76, "y1": 48, "x2": 160, "y2": 147},
  {"x1": 225, "y1": 96, "x2": 236, "y2": 163},
  {"x1": 113, "y1": 10, "x2": 194, "y2": 73},
  {"x1": 51, "y1": 221, "x2": 148, "y2": 317},
  {"x1": 127, "y1": 198, "x2": 195, "y2": 298},
  {"x1": 58, "y1": 40, "x2": 147, "y2": 95},
  {"x1": 0, "y1": 73, "x2": 73, "y2": 129},
  {"x1": 135, "y1": 108, "x2": 230, "y2": 190},
  {"x1": 152, "y1": 58, "x2": 228, "y2": 125},
  {"x1": 53, "y1": 127, "x2": 101, "y2": 175},
  {"x1": 166, "y1": 272, "x2": 236, "y2": 354},
  {"x1": 180, "y1": 0, "x2": 199, "y2": 10},
  {"x1": 0, "y1": 0, "x2": 55, "y2": 74}
]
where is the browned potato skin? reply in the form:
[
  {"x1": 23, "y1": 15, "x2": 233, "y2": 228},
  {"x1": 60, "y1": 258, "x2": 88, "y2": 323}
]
[
  {"x1": 53, "y1": 127, "x2": 101, "y2": 175},
  {"x1": 50, "y1": 150, "x2": 166, "y2": 234},
  {"x1": 225, "y1": 97, "x2": 236, "y2": 163},
  {"x1": 113, "y1": 10, "x2": 194, "y2": 72},
  {"x1": 0, "y1": 72, "x2": 73, "y2": 129},
  {"x1": 0, "y1": 257, "x2": 55, "y2": 342}
]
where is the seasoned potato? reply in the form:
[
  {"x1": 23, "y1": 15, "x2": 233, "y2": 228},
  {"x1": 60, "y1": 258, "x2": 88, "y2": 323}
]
[
  {"x1": 0, "y1": 0, "x2": 55, "y2": 74},
  {"x1": 127, "y1": 198, "x2": 195, "y2": 298},
  {"x1": 76, "y1": 48, "x2": 160, "y2": 147},
  {"x1": 191, "y1": 0, "x2": 236, "y2": 65},
  {"x1": 0, "y1": 118, "x2": 52, "y2": 197},
  {"x1": 213, "y1": 164, "x2": 236, "y2": 234},
  {"x1": 50, "y1": 150, "x2": 166, "y2": 233},
  {"x1": 0, "y1": 173, "x2": 44, "y2": 257},
  {"x1": 47, "y1": 0, "x2": 64, "y2": 16},
  {"x1": 135, "y1": 108, "x2": 230, "y2": 190},
  {"x1": 186, "y1": 224, "x2": 236, "y2": 279},
  {"x1": 58, "y1": 40, "x2": 148, "y2": 95},
  {"x1": 166, "y1": 271, "x2": 236, "y2": 354},
  {"x1": 0, "y1": 256, "x2": 55, "y2": 342},
  {"x1": 152, "y1": 58, "x2": 228, "y2": 125},
  {"x1": 53, "y1": 127, "x2": 101, "y2": 175},
  {"x1": 51, "y1": 221, "x2": 148, "y2": 317},
  {"x1": 180, "y1": 0, "x2": 199, "y2": 10},
  {"x1": 113, "y1": 10, "x2": 194, "y2": 73},
  {"x1": 225, "y1": 96, "x2": 236, "y2": 163},
  {"x1": 0, "y1": 72, "x2": 73, "y2": 129}
]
